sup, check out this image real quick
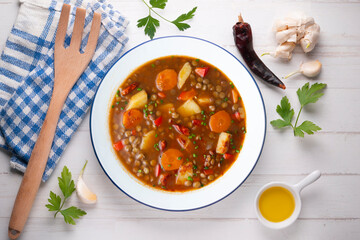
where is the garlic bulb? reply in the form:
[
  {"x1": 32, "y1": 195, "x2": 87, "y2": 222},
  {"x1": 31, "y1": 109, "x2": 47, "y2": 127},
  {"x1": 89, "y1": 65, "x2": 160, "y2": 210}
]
[
  {"x1": 265, "y1": 12, "x2": 320, "y2": 59},
  {"x1": 77, "y1": 160, "x2": 97, "y2": 204},
  {"x1": 284, "y1": 60, "x2": 322, "y2": 79}
]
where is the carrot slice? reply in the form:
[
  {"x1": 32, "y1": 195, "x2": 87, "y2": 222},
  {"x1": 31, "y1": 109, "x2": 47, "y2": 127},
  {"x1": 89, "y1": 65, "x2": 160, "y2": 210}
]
[
  {"x1": 155, "y1": 69, "x2": 177, "y2": 91},
  {"x1": 209, "y1": 110, "x2": 231, "y2": 133},
  {"x1": 122, "y1": 109, "x2": 143, "y2": 129},
  {"x1": 161, "y1": 148, "x2": 184, "y2": 171}
]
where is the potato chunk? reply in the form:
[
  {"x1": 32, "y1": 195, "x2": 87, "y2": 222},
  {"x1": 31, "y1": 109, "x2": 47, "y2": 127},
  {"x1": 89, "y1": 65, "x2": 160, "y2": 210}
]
[
  {"x1": 216, "y1": 132, "x2": 232, "y2": 154},
  {"x1": 140, "y1": 130, "x2": 156, "y2": 150},
  {"x1": 176, "y1": 162, "x2": 194, "y2": 185},
  {"x1": 177, "y1": 99, "x2": 201, "y2": 117},
  {"x1": 126, "y1": 90, "x2": 147, "y2": 110},
  {"x1": 158, "y1": 103, "x2": 174, "y2": 112},
  {"x1": 177, "y1": 62, "x2": 192, "y2": 89}
]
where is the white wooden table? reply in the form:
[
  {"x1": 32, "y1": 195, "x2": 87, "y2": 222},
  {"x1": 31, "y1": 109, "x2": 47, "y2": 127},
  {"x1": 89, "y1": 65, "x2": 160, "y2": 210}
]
[{"x1": 1, "y1": 0, "x2": 360, "y2": 239}]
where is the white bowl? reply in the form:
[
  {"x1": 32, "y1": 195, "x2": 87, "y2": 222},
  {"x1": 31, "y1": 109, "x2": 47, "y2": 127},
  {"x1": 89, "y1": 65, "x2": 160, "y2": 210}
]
[{"x1": 90, "y1": 36, "x2": 266, "y2": 211}]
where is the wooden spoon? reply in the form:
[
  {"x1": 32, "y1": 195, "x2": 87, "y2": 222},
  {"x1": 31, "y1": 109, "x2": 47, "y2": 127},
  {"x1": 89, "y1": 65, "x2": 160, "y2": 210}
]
[{"x1": 8, "y1": 4, "x2": 101, "y2": 239}]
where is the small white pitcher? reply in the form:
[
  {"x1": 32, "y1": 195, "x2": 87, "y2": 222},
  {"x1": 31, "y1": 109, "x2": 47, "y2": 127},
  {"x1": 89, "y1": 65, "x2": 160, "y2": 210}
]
[{"x1": 254, "y1": 170, "x2": 321, "y2": 229}]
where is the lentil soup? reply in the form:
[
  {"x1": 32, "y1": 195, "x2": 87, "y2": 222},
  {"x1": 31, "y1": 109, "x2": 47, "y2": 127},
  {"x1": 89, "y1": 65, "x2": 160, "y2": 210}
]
[{"x1": 109, "y1": 56, "x2": 246, "y2": 192}]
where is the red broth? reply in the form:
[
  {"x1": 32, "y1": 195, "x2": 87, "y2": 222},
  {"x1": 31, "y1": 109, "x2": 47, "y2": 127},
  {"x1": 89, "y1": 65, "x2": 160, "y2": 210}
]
[{"x1": 109, "y1": 56, "x2": 246, "y2": 192}]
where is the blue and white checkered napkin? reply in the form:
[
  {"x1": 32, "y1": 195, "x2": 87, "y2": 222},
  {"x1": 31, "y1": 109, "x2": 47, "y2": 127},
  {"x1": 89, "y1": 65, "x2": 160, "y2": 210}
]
[{"x1": 0, "y1": 0, "x2": 128, "y2": 181}]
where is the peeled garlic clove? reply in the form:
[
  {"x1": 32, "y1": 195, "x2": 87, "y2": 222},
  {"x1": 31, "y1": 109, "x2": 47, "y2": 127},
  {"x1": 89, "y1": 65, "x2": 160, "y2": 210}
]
[
  {"x1": 276, "y1": 28, "x2": 297, "y2": 44},
  {"x1": 300, "y1": 23, "x2": 320, "y2": 53},
  {"x1": 77, "y1": 160, "x2": 97, "y2": 204},
  {"x1": 284, "y1": 60, "x2": 322, "y2": 79}
]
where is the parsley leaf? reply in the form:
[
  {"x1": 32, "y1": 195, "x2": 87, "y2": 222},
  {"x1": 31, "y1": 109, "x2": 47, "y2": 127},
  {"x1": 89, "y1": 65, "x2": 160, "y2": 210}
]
[
  {"x1": 45, "y1": 166, "x2": 86, "y2": 225},
  {"x1": 270, "y1": 96, "x2": 294, "y2": 128},
  {"x1": 297, "y1": 82, "x2": 326, "y2": 106},
  {"x1": 294, "y1": 120, "x2": 322, "y2": 137},
  {"x1": 171, "y1": 7, "x2": 197, "y2": 31},
  {"x1": 137, "y1": 15, "x2": 160, "y2": 40},
  {"x1": 45, "y1": 191, "x2": 61, "y2": 212},
  {"x1": 58, "y1": 166, "x2": 76, "y2": 199},
  {"x1": 270, "y1": 82, "x2": 326, "y2": 137},
  {"x1": 60, "y1": 206, "x2": 87, "y2": 225},
  {"x1": 150, "y1": 0, "x2": 167, "y2": 9},
  {"x1": 270, "y1": 119, "x2": 292, "y2": 129},
  {"x1": 138, "y1": 0, "x2": 197, "y2": 39}
]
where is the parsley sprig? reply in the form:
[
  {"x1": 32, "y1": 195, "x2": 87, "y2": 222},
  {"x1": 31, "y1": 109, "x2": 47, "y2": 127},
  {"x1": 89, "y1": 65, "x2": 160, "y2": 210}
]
[
  {"x1": 270, "y1": 82, "x2": 326, "y2": 137},
  {"x1": 137, "y1": 0, "x2": 197, "y2": 39},
  {"x1": 46, "y1": 166, "x2": 86, "y2": 225}
]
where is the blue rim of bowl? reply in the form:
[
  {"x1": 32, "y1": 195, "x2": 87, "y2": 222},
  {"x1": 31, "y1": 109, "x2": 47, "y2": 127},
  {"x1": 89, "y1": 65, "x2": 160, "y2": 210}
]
[{"x1": 89, "y1": 35, "x2": 267, "y2": 212}]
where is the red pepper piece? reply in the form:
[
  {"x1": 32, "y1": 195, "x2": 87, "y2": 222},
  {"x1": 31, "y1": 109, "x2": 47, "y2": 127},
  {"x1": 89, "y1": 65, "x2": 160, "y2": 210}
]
[
  {"x1": 113, "y1": 141, "x2": 124, "y2": 151},
  {"x1": 159, "y1": 140, "x2": 167, "y2": 151},
  {"x1": 192, "y1": 119, "x2": 202, "y2": 126},
  {"x1": 132, "y1": 129, "x2": 136, "y2": 136},
  {"x1": 193, "y1": 177, "x2": 200, "y2": 182},
  {"x1": 155, "y1": 164, "x2": 161, "y2": 177},
  {"x1": 234, "y1": 112, "x2": 242, "y2": 121},
  {"x1": 203, "y1": 169, "x2": 214, "y2": 175},
  {"x1": 223, "y1": 153, "x2": 234, "y2": 160},
  {"x1": 195, "y1": 67, "x2": 209, "y2": 77},
  {"x1": 154, "y1": 116, "x2": 163, "y2": 127},
  {"x1": 177, "y1": 88, "x2": 197, "y2": 101},
  {"x1": 121, "y1": 82, "x2": 138, "y2": 96},
  {"x1": 158, "y1": 92, "x2": 166, "y2": 98},
  {"x1": 173, "y1": 124, "x2": 190, "y2": 136}
]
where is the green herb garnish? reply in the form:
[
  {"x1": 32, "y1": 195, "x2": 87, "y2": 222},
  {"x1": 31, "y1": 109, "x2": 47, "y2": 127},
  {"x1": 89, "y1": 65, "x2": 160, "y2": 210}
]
[
  {"x1": 154, "y1": 143, "x2": 160, "y2": 151},
  {"x1": 270, "y1": 82, "x2": 326, "y2": 137},
  {"x1": 137, "y1": 0, "x2": 197, "y2": 39},
  {"x1": 45, "y1": 166, "x2": 86, "y2": 225}
]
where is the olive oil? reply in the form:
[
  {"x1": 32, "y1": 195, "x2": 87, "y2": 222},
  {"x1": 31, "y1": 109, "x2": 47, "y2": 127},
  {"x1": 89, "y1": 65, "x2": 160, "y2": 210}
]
[{"x1": 259, "y1": 186, "x2": 295, "y2": 222}]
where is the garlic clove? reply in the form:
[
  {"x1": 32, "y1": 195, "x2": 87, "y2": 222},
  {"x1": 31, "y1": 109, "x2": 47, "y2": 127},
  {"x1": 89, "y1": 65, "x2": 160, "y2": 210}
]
[
  {"x1": 299, "y1": 60, "x2": 322, "y2": 77},
  {"x1": 284, "y1": 60, "x2": 322, "y2": 79},
  {"x1": 287, "y1": 33, "x2": 297, "y2": 43},
  {"x1": 276, "y1": 28, "x2": 297, "y2": 44},
  {"x1": 262, "y1": 42, "x2": 296, "y2": 60},
  {"x1": 300, "y1": 23, "x2": 320, "y2": 53},
  {"x1": 77, "y1": 160, "x2": 97, "y2": 204}
]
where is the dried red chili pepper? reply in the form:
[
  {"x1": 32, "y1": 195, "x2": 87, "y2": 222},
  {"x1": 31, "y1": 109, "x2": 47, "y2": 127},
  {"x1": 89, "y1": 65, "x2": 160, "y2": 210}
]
[
  {"x1": 233, "y1": 15, "x2": 286, "y2": 90},
  {"x1": 121, "y1": 82, "x2": 139, "y2": 96}
]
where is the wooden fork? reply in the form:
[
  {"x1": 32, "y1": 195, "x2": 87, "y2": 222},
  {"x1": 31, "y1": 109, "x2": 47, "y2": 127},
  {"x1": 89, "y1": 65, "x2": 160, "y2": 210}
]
[{"x1": 8, "y1": 4, "x2": 101, "y2": 239}]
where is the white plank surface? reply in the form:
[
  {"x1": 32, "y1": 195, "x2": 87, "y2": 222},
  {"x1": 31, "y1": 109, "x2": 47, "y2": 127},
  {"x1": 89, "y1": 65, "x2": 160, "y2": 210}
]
[{"x1": 1, "y1": 0, "x2": 360, "y2": 239}]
